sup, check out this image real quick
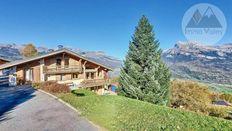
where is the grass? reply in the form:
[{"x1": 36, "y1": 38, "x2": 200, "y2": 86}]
[{"x1": 60, "y1": 89, "x2": 232, "y2": 131}]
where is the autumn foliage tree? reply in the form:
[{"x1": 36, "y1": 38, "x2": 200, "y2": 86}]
[{"x1": 21, "y1": 43, "x2": 38, "y2": 57}]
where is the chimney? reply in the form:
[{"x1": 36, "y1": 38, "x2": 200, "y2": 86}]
[{"x1": 57, "y1": 45, "x2": 64, "y2": 49}]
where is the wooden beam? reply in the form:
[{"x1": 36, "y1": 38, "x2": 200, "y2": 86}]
[
  {"x1": 62, "y1": 53, "x2": 65, "y2": 58},
  {"x1": 83, "y1": 61, "x2": 87, "y2": 79},
  {"x1": 95, "y1": 66, "x2": 100, "y2": 78},
  {"x1": 62, "y1": 53, "x2": 65, "y2": 66}
]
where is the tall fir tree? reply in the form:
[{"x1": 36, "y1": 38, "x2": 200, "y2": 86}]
[{"x1": 118, "y1": 16, "x2": 171, "y2": 105}]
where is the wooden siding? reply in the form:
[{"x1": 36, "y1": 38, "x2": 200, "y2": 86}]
[
  {"x1": 16, "y1": 60, "x2": 40, "y2": 84},
  {"x1": 43, "y1": 54, "x2": 82, "y2": 75}
]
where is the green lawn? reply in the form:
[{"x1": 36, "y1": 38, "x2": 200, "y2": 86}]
[{"x1": 60, "y1": 89, "x2": 232, "y2": 131}]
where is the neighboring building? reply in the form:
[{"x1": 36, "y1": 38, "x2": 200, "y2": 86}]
[
  {"x1": 0, "y1": 57, "x2": 10, "y2": 65},
  {"x1": 0, "y1": 48, "x2": 112, "y2": 94},
  {"x1": 213, "y1": 100, "x2": 232, "y2": 106}
]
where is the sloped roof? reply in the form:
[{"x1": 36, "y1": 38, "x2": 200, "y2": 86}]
[
  {"x1": 0, "y1": 57, "x2": 11, "y2": 62},
  {"x1": 0, "y1": 48, "x2": 112, "y2": 70}
]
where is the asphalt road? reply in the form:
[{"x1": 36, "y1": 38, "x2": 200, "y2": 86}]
[{"x1": 0, "y1": 86, "x2": 98, "y2": 131}]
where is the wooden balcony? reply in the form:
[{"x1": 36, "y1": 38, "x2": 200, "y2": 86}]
[
  {"x1": 43, "y1": 65, "x2": 82, "y2": 74},
  {"x1": 79, "y1": 78, "x2": 108, "y2": 88}
]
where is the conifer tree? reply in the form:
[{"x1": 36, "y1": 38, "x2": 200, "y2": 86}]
[{"x1": 118, "y1": 16, "x2": 171, "y2": 105}]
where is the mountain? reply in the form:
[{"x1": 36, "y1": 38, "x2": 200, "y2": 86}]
[
  {"x1": 0, "y1": 43, "x2": 49, "y2": 60},
  {"x1": 0, "y1": 43, "x2": 23, "y2": 60},
  {"x1": 162, "y1": 41, "x2": 232, "y2": 85},
  {"x1": 79, "y1": 51, "x2": 122, "y2": 77}
]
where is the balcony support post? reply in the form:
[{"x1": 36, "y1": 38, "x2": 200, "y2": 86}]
[
  {"x1": 95, "y1": 66, "x2": 100, "y2": 78},
  {"x1": 83, "y1": 61, "x2": 87, "y2": 79},
  {"x1": 62, "y1": 53, "x2": 65, "y2": 66},
  {"x1": 79, "y1": 59, "x2": 82, "y2": 63}
]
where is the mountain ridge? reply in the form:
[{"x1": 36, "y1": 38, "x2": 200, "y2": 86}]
[{"x1": 162, "y1": 41, "x2": 232, "y2": 85}]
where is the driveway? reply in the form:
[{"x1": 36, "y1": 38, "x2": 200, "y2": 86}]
[{"x1": 0, "y1": 86, "x2": 98, "y2": 131}]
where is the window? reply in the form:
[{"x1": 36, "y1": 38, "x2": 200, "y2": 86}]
[
  {"x1": 64, "y1": 58, "x2": 69, "y2": 67},
  {"x1": 30, "y1": 68, "x2": 33, "y2": 81},
  {"x1": 56, "y1": 59, "x2": 62, "y2": 66},
  {"x1": 25, "y1": 68, "x2": 33, "y2": 81},
  {"x1": 60, "y1": 74, "x2": 65, "y2": 81},
  {"x1": 91, "y1": 73, "x2": 94, "y2": 79},
  {"x1": 72, "y1": 73, "x2": 78, "y2": 79}
]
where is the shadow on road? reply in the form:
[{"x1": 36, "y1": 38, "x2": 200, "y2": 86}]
[{"x1": 0, "y1": 86, "x2": 35, "y2": 122}]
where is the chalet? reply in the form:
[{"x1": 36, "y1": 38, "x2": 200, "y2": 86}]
[{"x1": 0, "y1": 48, "x2": 112, "y2": 94}]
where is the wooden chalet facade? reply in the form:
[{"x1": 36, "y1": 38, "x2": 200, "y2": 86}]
[{"x1": 0, "y1": 49, "x2": 112, "y2": 94}]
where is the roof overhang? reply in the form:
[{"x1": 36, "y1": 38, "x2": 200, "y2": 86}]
[{"x1": 0, "y1": 57, "x2": 11, "y2": 62}]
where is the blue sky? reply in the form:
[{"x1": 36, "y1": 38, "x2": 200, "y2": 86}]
[{"x1": 0, "y1": 0, "x2": 231, "y2": 59}]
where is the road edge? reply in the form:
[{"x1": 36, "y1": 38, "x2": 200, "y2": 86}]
[{"x1": 38, "y1": 89, "x2": 103, "y2": 131}]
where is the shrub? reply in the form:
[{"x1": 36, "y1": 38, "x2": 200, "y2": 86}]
[
  {"x1": 39, "y1": 81, "x2": 70, "y2": 94},
  {"x1": 220, "y1": 93, "x2": 232, "y2": 103},
  {"x1": 207, "y1": 106, "x2": 229, "y2": 118},
  {"x1": 32, "y1": 82, "x2": 42, "y2": 89},
  {"x1": 170, "y1": 80, "x2": 232, "y2": 119},
  {"x1": 171, "y1": 80, "x2": 212, "y2": 112},
  {"x1": 110, "y1": 77, "x2": 119, "y2": 84},
  {"x1": 210, "y1": 92, "x2": 220, "y2": 102}
]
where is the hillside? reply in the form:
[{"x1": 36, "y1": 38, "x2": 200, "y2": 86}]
[
  {"x1": 162, "y1": 41, "x2": 232, "y2": 85},
  {"x1": 0, "y1": 43, "x2": 23, "y2": 60},
  {"x1": 61, "y1": 89, "x2": 232, "y2": 130}
]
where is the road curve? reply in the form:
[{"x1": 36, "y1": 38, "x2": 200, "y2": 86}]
[{"x1": 0, "y1": 86, "x2": 98, "y2": 131}]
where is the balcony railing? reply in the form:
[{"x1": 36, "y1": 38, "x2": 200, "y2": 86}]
[
  {"x1": 43, "y1": 65, "x2": 82, "y2": 74},
  {"x1": 79, "y1": 78, "x2": 108, "y2": 88}
]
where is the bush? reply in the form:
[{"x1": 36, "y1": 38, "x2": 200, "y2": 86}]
[
  {"x1": 32, "y1": 82, "x2": 42, "y2": 89},
  {"x1": 220, "y1": 93, "x2": 232, "y2": 103},
  {"x1": 207, "y1": 106, "x2": 229, "y2": 118},
  {"x1": 171, "y1": 80, "x2": 212, "y2": 112},
  {"x1": 39, "y1": 81, "x2": 70, "y2": 94},
  {"x1": 110, "y1": 77, "x2": 119, "y2": 84},
  {"x1": 170, "y1": 80, "x2": 232, "y2": 119}
]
